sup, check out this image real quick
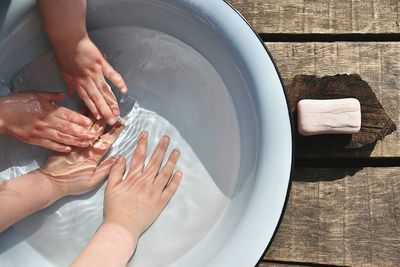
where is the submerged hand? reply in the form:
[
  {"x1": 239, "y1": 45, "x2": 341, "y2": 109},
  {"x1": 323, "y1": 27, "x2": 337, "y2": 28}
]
[
  {"x1": 103, "y1": 132, "x2": 183, "y2": 239},
  {"x1": 39, "y1": 119, "x2": 124, "y2": 201},
  {"x1": 53, "y1": 35, "x2": 127, "y2": 125},
  {"x1": 0, "y1": 91, "x2": 96, "y2": 152}
]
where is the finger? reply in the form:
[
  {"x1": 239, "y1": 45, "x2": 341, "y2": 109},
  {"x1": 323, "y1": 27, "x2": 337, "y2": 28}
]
[
  {"x1": 161, "y1": 171, "x2": 183, "y2": 203},
  {"x1": 102, "y1": 61, "x2": 128, "y2": 93},
  {"x1": 54, "y1": 118, "x2": 96, "y2": 140},
  {"x1": 34, "y1": 138, "x2": 71, "y2": 153},
  {"x1": 144, "y1": 135, "x2": 170, "y2": 177},
  {"x1": 36, "y1": 91, "x2": 65, "y2": 101},
  {"x1": 44, "y1": 129, "x2": 91, "y2": 148},
  {"x1": 128, "y1": 131, "x2": 148, "y2": 178},
  {"x1": 98, "y1": 119, "x2": 125, "y2": 144},
  {"x1": 154, "y1": 149, "x2": 180, "y2": 191},
  {"x1": 84, "y1": 79, "x2": 116, "y2": 126},
  {"x1": 54, "y1": 106, "x2": 93, "y2": 127},
  {"x1": 62, "y1": 75, "x2": 76, "y2": 95},
  {"x1": 90, "y1": 120, "x2": 125, "y2": 162},
  {"x1": 89, "y1": 156, "x2": 117, "y2": 190},
  {"x1": 76, "y1": 86, "x2": 102, "y2": 120},
  {"x1": 90, "y1": 119, "x2": 108, "y2": 137},
  {"x1": 95, "y1": 77, "x2": 120, "y2": 117},
  {"x1": 107, "y1": 155, "x2": 126, "y2": 189}
]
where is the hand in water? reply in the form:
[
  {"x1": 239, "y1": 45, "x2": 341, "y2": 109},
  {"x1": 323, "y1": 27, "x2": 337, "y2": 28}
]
[
  {"x1": 39, "y1": 119, "x2": 124, "y2": 202},
  {"x1": 0, "y1": 91, "x2": 96, "y2": 152},
  {"x1": 103, "y1": 132, "x2": 183, "y2": 239},
  {"x1": 54, "y1": 36, "x2": 127, "y2": 125}
]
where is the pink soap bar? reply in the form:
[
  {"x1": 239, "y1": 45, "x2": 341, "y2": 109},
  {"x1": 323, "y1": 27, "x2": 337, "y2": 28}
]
[{"x1": 297, "y1": 98, "x2": 361, "y2": 136}]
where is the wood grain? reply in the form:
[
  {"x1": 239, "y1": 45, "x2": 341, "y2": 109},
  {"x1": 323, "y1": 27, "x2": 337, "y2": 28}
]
[
  {"x1": 266, "y1": 42, "x2": 400, "y2": 158},
  {"x1": 264, "y1": 167, "x2": 400, "y2": 266},
  {"x1": 229, "y1": 0, "x2": 400, "y2": 34},
  {"x1": 258, "y1": 261, "x2": 312, "y2": 267}
]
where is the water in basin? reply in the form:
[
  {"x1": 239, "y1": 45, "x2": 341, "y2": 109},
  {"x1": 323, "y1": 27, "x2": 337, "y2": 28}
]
[{"x1": 0, "y1": 26, "x2": 241, "y2": 266}]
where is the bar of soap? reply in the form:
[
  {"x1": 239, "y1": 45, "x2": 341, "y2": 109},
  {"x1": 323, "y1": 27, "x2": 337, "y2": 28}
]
[{"x1": 297, "y1": 98, "x2": 361, "y2": 136}]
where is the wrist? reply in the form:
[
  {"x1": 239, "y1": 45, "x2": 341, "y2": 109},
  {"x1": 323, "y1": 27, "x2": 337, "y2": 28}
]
[
  {"x1": 98, "y1": 222, "x2": 138, "y2": 260},
  {"x1": 35, "y1": 170, "x2": 64, "y2": 207},
  {"x1": 23, "y1": 170, "x2": 57, "y2": 210},
  {"x1": 51, "y1": 33, "x2": 90, "y2": 58},
  {"x1": 50, "y1": 31, "x2": 88, "y2": 51},
  {"x1": 103, "y1": 217, "x2": 142, "y2": 243}
]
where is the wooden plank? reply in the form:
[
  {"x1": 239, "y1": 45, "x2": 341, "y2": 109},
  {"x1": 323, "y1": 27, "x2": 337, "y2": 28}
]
[
  {"x1": 229, "y1": 0, "x2": 400, "y2": 34},
  {"x1": 264, "y1": 167, "x2": 400, "y2": 266},
  {"x1": 266, "y1": 42, "x2": 400, "y2": 158},
  {"x1": 258, "y1": 261, "x2": 312, "y2": 267}
]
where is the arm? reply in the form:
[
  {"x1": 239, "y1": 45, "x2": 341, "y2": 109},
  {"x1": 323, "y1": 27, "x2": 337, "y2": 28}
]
[
  {"x1": 71, "y1": 223, "x2": 137, "y2": 267},
  {"x1": 0, "y1": 119, "x2": 125, "y2": 233},
  {"x1": 72, "y1": 133, "x2": 183, "y2": 267},
  {"x1": 0, "y1": 171, "x2": 53, "y2": 233},
  {"x1": 37, "y1": 0, "x2": 87, "y2": 48},
  {"x1": 37, "y1": 0, "x2": 128, "y2": 126}
]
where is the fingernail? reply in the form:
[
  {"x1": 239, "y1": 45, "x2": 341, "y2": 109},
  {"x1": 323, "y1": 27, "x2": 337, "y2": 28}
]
[
  {"x1": 82, "y1": 141, "x2": 90, "y2": 147},
  {"x1": 162, "y1": 135, "x2": 170, "y2": 142},
  {"x1": 176, "y1": 170, "x2": 183, "y2": 177},
  {"x1": 112, "y1": 108, "x2": 119, "y2": 117},
  {"x1": 64, "y1": 146, "x2": 72, "y2": 152},
  {"x1": 173, "y1": 149, "x2": 180, "y2": 156},
  {"x1": 95, "y1": 114, "x2": 101, "y2": 120},
  {"x1": 85, "y1": 119, "x2": 92, "y2": 126},
  {"x1": 139, "y1": 131, "x2": 148, "y2": 139},
  {"x1": 108, "y1": 117, "x2": 118, "y2": 126}
]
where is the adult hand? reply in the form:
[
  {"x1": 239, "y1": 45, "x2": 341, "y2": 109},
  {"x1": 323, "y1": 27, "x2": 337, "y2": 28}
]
[
  {"x1": 0, "y1": 91, "x2": 96, "y2": 152},
  {"x1": 39, "y1": 119, "x2": 125, "y2": 202},
  {"x1": 54, "y1": 35, "x2": 127, "y2": 125},
  {"x1": 103, "y1": 132, "x2": 183, "y2": 239}
]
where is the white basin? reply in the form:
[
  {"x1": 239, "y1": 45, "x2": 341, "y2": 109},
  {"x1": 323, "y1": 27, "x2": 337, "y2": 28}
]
[{"x1": 0, "y1": 1, "x2": 293, "y2": 266}]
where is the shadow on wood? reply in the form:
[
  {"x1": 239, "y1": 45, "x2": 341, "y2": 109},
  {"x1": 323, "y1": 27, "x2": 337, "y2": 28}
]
[{"x1": 293, "y1": 167, "x2": 363, "y2": 182}]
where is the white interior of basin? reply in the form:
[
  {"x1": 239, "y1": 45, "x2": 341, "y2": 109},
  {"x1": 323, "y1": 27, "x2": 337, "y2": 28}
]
[{"x1": 0, "y1": 1, "x2": 292, "y2": 266}]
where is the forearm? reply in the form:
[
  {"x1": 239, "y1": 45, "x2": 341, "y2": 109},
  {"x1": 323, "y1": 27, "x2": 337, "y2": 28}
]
[
  {"x1": 71, "y1": 223, "x2": 138, "y2": 267},
  {"x1": 0, "y1": 171, "x2": 54, "y2": 233},
  {"x1": 37, "y1": 0, "x2": 88, "y2": 48}
]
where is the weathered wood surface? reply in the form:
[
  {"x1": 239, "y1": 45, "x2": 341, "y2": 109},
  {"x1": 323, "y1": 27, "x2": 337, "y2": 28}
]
[
  {"x1": 258, "y1": 262, "x2": 307, "y2": 267},
  {"x1": 230, "y1": 0, "x2": 400, "y2": 34},
  {"x1": 267, "y1": 42, "x2": 400, "y2": 158},
  {"x1": 262, "y1": 167, "x2": 400, "y2": 266}
]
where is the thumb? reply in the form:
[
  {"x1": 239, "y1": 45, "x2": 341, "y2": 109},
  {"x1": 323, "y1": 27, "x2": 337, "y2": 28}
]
[
  {"x1": 37, "y1": 91, "x2": 66, "y2": 101},
  {"x1": 89, "y1": 156, "x2": 117, "y2": 189}
]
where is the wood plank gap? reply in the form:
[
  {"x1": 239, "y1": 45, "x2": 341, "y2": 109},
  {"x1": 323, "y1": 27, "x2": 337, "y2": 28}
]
[
  {"x1": 295, "y1": 157, "x2": 400, "y2": 168},
  {"x1": 260, "y1": 33, "x2": 400, "y2": 42},
  {"x1": 260, "y1": 259, "x2": 349, "y2": 267}
]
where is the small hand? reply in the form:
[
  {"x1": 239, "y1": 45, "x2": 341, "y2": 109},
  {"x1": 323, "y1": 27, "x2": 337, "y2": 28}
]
[
  {"x1": 103, "y1": 132, "x2": 183, "y2": 239},
  {"x1": 0, "y1": 91, "x2": 96, "y2": 152},
  {"x1": 54, "y1": 35, "x2": 127, "y2": 125},
  {"x1": 39, "y1": 119, "x2": 125, "y2": 202}
]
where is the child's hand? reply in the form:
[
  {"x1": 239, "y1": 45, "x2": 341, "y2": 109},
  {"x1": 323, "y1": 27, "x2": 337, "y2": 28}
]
[
  {"x1": 0, "y1": 91, "x2": 95, "y2": 152},
  {"x1": 39, "y1": 119, "x2": 125, "y2": 203},
  {"x1": 53, "y1": 36, "x2": 127, "y2": 126},
  {"x1": 103, "y1": 132, "x2": 183, "y2": 240}
]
